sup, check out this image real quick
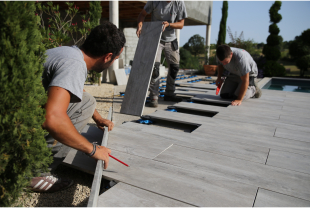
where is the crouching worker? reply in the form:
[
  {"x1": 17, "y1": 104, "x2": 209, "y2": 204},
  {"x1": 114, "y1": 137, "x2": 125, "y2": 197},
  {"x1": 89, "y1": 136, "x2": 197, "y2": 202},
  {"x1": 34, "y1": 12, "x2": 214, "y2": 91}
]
[
  {"x1": 29, "y1": 22, "x2": 126, "y2": 193},
  {"x1": 216, "y1": 44, "x2": 262, "y2": 106}
]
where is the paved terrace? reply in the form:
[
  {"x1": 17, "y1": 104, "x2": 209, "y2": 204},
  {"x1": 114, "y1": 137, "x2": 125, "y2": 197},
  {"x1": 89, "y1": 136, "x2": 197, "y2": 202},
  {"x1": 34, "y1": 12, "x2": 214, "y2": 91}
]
[{"x1": 64, "y1": 76, "x2": 310, "y2": 207}]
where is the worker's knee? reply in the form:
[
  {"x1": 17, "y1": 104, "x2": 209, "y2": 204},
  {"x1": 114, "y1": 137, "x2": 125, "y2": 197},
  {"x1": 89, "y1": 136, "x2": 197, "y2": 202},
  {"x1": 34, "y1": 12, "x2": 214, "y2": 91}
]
[
  {"x1": 152, "y1": 62, "x2": 160, "y2": 79},
  {"x1": 169, "y1": 64, "x2": 179, "y2": 79}
]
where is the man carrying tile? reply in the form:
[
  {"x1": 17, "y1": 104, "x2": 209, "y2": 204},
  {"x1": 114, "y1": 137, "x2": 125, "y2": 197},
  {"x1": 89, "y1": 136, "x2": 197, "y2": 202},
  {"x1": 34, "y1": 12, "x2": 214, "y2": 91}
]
[
  {"x1": 216, "y1": 44, "x2": 262, "y2": 106},
  {"x1": 137, "y1": 1, "x2": 188, "y2": 107},
  {"x1": 29, "y1": 22, "x2": 126, "y2": 193}
]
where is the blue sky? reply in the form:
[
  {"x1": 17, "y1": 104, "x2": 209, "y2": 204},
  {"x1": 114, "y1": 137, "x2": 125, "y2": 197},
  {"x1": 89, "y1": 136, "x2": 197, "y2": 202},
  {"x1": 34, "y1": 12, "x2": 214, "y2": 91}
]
[{"x1": 180, "y1": 1, "x2": 310, "y2": 47}]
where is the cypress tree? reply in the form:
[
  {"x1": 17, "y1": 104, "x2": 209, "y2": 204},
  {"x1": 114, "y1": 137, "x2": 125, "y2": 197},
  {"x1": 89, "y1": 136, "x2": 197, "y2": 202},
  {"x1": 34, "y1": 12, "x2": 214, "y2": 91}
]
[
  {"x1": 217, "y1": 1, "x2": 228, "y2": 46},
  {"x1": 262, "y1": 1, "x2": 286, "y2": 77},
  {"x1": 89, "y1": 1, "x2": 102, "y2": 85},
  {"x1": 0, "y1": 2, "x2": 52, "y2": 206}
]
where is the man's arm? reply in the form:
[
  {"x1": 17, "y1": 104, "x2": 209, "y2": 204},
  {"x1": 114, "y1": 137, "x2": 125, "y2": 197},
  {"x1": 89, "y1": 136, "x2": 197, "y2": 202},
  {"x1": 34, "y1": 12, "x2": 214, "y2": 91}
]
[
  {"x1": 231, "y1": 73, "x2": 249, "y2": 106},
  {"x1": 136, "y1": 9, "x2": 148, "y2": 37},
  {"x1": 43, "y1": 86, "x2": 111, "y2": 169},
  {"x1": 162, "y1": 19, "x2": 185, "y2": 32},
  {"x1": 83, "y1": 89, "x2": 114, "y2": 132}
]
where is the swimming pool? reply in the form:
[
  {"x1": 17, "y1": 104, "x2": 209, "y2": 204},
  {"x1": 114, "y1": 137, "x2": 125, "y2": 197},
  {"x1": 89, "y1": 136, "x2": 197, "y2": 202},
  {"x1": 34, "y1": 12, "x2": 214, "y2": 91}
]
[{"x1": 262, "y1": 78, "x2": 310, "y2": 93}]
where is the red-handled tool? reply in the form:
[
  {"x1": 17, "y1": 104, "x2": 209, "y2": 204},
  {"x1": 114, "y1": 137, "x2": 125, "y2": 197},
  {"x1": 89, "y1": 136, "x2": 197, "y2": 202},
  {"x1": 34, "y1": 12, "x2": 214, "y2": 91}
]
[{"x1": 216, "y1": 82, "x2": 222, "y2": 95}]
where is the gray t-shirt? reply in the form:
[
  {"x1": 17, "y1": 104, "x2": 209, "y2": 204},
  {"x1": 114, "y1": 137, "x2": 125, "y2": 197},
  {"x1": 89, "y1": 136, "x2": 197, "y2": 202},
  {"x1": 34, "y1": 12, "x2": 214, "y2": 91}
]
[
  {"x1": 42, "y1": 46, "x2": 87, "y2": 103},
  {"x1": 144, "y1": 1, "x2": 187, "y2": 42},
  {"x1": 218, "y1": 47, "x2": 258, "y2": 77}
]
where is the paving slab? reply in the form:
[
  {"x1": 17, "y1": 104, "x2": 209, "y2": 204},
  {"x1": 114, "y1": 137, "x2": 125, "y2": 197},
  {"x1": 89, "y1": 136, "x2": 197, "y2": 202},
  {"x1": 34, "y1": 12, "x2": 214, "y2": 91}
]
[
  {"x1": 101, "y1": 150, "x2": 258, "y2": 207},
  {"x1": 120, "y1": 21, "x2": 163, "y2": 116},
  {"x1": 175, "y1": 83, "x2": 217, "y2": 90},
  {"x1": 175, "y1": 87, "x2": 210, "y2": 92},
  {"x1": 254, "y1": 188, "x2": 310, "y2": 207},
  {"x1": 97, "y1": 182, "x2": 192, "y2": 207},
  {"x1": 266, "y1": 149, "x2": 310, "y2": 174},
  {"x1": 119, "y1": 122, "x2": 269, "y2": 163},
  {"x1": 147, "y1": 110, "x2": 276, "y2": 136},
  {"x1": 214, "y1": 113, "x2": 310, "y2": 132},
  {"x1": 279, "y1": 114, "x2": 310, "y2": 127},
  {"x1": 154, "y1": 144, "x2": 310, "y2": 201},
  {"x1": 274, "y1": 127, "x2": 310, "y2": 143},
  {"x1": 108, "y1": 126, "x2": 174, "y2": 159},
  {"x1": 194, "y1": 125, "x2": 310, "y2": 156}
]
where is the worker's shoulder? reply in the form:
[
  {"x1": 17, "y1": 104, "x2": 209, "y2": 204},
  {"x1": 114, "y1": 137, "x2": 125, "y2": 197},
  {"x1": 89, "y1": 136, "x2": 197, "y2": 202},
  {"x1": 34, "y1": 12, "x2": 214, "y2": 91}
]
[{"x1": 46, "y1": 46, "x2": 85, "y2": 64}]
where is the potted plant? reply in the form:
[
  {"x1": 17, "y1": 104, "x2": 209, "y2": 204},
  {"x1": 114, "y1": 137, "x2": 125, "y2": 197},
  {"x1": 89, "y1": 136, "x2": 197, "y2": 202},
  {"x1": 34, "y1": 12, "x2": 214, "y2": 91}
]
[{"x1": 204, "y1": 50, "x2": 218, "y2": 76}]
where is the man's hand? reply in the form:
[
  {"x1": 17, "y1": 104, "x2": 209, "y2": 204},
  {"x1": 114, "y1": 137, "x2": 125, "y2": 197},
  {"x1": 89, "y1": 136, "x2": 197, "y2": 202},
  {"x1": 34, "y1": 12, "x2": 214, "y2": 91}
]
[
  {"x1": 91, "y1": 145, "x2": 111, "y2": 169},
  {"x1": 95, "y1": 118, "x2": 114, "y2": 132},
  {"x1": 231, "y1": 100, "x2": 242, "y2": 106},
  {"x1": 136, "y1": 24, "x2": 142, "y2": 38},
  {"x1": 162, "y1": 21, "x2": 169, "y2": 32}
]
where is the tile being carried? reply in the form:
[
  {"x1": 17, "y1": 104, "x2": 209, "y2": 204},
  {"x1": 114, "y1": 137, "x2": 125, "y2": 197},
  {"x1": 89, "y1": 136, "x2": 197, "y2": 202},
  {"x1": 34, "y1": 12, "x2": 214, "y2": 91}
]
[
  {"x1": 97, "y1": 182, "x2": 192, "y2": 207},
  {"x1": 266, "y1": 149, "x2": 310, "y2": 174},
  {"x1": 153, "y1": 144, "x2": 310, "y2": 201},
  {"x1": 102, "y1": 150, "x2": 258, "y2": 207},
  {"x1": 120, "y1": 21, "x2": 163, "y2": 116},
  {"x1": 254, "y1": 188, "x2": 310, "y2": 207}
]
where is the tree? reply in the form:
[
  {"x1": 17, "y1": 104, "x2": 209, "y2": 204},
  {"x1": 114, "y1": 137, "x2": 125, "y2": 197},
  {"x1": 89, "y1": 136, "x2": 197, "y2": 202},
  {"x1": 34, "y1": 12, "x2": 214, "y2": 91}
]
[
  {"x1": 262, "y1": 1, "x2": 286, "y2": 77},
  {"x1": 183, "y1": 34, "x2": 205, "y2": 57},
  {"x1": 88, "y1": 1, "x2": 102, "y2": 85},
  {"x1": 0, "y1": 2, "x2": 52, "y2": 206},
  {"x1": 289, "y1": 29, "x2": 310, "y2": 76},
  {"x1": 217, "y1": 1, "x2": 228, "y2": 46},
  {"x1": 179, "y1": 47, "x2": 200, "y2": 70}
]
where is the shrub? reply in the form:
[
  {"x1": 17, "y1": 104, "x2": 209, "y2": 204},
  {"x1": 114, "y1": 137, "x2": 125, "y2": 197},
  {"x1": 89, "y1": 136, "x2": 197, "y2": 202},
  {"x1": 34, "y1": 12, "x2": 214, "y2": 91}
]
[
  {"x1": 296, "y1": 55, "x2": 310, "y2": 77},
  {"x1": 183, "y1": 34, "x2": 205, "y2": 57},
  {"x1": 263, "y1": 60, "x2": 286, "y2": 77},
  {"x1": 180, "y1": 47, "x2": 200, "y2": 69},
  {"x1": 263, "y1": 1, "x2": 286, "y2": 76},
  {"x1": 88, "y1": 1, "x2": 102, "y2": 85},
  {"x1": 289, "y1": 29, "x2": 310, "y2": 77},
  {"x1": 0, "y1": 2, "x2": 52, "y2": 206}
]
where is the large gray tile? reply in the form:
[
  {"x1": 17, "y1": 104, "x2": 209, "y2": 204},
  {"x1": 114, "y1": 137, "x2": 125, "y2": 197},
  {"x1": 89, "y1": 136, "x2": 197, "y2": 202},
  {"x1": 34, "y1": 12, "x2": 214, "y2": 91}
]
[
  {"x1": 154, "y1": 145, "x2": 310, "y2": 201},
  {"x1": 120, "y1": 22, "x2": 162, "y2": 116},
  {"x1": 98, "y1": 182, "x2": 192, "y2": 207},
  {"x1": 279, "y1": 115, "x2": 310, "y2": 127},
  {"x1": 194, "y1": 125, "x2": 310, "y2": 156},
  {"x1": 214, "y1": 113, "x2": 310, "y2": 132},
  {"x1": 101, "y1": 150, "x2": 258, "y2": 207},
  {"x1": 275, "y1": 127, "x2": 310, "y2": 143},
  {"x1": 254, "y1": 188, "x2": 310, "y2": 207},
  {"x1": 108, "y1": 126, "x2": 173, "y2": 159},
  {"x1": 119, "y1": 122, "x2": 269, "y2": 163},
  {"x1": 266, "y1": 149, "x2": 310, "y2": 174}
]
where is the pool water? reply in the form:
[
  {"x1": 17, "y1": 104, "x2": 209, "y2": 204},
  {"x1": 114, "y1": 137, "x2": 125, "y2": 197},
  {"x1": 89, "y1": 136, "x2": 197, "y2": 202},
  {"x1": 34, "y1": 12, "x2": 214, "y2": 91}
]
[{"x1": 262, "y1": 78, "x2": 310, "y2": 93}]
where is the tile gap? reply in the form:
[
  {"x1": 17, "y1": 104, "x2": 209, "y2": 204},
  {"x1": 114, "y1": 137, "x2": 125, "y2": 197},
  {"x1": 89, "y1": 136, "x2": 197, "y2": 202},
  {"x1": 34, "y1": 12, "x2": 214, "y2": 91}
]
[
  {"x1": 168, "y1": 106, "x2": 218, "y2": 117},
  {"x1": 140, "y1": 116, "x2": 201, "y2": 133}
]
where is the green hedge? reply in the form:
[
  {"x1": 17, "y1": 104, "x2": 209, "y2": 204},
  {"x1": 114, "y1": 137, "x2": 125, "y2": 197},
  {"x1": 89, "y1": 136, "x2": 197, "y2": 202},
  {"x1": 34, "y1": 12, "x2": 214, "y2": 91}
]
[{"x1": 0, "y1": 2, "x2": 52, "y2": 206}]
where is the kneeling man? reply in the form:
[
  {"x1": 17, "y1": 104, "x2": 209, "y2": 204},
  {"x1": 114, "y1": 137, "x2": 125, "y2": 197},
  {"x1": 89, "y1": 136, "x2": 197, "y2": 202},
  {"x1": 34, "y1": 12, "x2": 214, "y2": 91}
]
[{"x1": 216, "y1": 44, "x2": 262, "y2": 106}]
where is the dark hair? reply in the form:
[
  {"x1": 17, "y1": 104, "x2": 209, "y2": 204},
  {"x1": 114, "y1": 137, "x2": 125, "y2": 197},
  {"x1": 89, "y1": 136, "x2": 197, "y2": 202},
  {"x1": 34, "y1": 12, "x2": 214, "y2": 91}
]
[
  {"x1": 216, "y1": 44, "x2": 232, "y2": 61},
  {"x1": 80, "y1": 21, "x2": 126, "y2": 59}
]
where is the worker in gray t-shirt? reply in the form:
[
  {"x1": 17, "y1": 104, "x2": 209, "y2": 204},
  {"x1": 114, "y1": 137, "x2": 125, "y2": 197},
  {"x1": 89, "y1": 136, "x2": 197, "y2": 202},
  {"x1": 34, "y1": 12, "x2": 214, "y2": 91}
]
[
  {"x1": 29, "y1": 22, "x2": 125, "y2": 193},
  {"x1": 216, "y1": 44, "x2": 262, "y2": 106},
  {"x1": 137, "y1": 1, "x2": 188, "y2": 107}
]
